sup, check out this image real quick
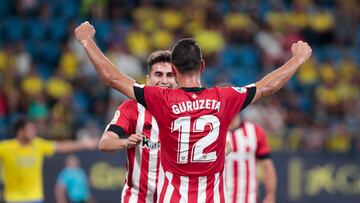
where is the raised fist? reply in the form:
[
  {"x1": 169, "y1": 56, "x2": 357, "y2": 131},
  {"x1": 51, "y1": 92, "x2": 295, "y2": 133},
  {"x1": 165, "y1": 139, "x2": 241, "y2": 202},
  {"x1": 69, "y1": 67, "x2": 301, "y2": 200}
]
[
  {"x1": 291, "y1": 40, "x2": 312, "y2": 63},
  {"x1": 74, "y1": 21, "x2": 95, "y2": 46}
]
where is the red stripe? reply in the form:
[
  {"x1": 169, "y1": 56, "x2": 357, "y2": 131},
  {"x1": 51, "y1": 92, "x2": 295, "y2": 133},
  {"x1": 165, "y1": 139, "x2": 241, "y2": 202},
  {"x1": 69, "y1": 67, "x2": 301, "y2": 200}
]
[
  {"x1": 137, "y1": 111, "x2": 153, "y2": 203},
  {"x1": 123, "y1": 148, "x2": 136, "y2": 203},
  {"x1": 188, "y1": 176, "x2": 198, "y2": 203},
  {"x1": 231, "y1": 131, "x2": 238, "y2": 152},
  {"x1": 242, "y1": 122, "x2": 247, "y2": 137},
  {"x1": 153, "y1": 150, "x2": 161, "y2": 201},
  {"x1": 245, "y1": 160, "x2": 250, "y2": 203},
  {"x1": 219, "y1": 172, "x2": 225, "y2": 203},
  {"x1": 232, "y1": 161, "x2": 239, "y2": 203},
  {"x1": 170, "y1": 174, "x2": 181, "y2": 203},
  {"x1": 158, "y1": 174, "x2": 169, "y2": 203},
  {"x1": 206, "y1": 174, "x2": 215, "y2": 203}
]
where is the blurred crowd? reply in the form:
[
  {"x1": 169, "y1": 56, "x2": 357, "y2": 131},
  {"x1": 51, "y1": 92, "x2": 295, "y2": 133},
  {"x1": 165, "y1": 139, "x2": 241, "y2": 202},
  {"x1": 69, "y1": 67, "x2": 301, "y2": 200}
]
[{"x1": 0, "y1": 0, "x2": 359, "y2": 153}]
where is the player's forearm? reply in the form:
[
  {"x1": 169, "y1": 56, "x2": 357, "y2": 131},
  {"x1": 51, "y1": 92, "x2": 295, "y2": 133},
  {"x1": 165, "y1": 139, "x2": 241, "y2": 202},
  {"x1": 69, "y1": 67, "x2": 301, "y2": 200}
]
[
  {"x1": 55, "y1": 141, "x2": 85, "y2": 153},
  {"x1": 262, "y1": 160, "x2": 277, "y2": 199},
  {"x1": 98, "y1": 136, "x2": 127, "y2": 152},
  {"x1": 81, "y1": 39, "x2": 136, "y2": 99},
  {"x1": 254, "y1": 57, "x2": 303, "y2": 102},
  {"x1": 55, "y1": 184, "x2": 68, "y2": 203},
  {"x1": 225, "y1": 139, "x2": 233, "y2": 156}
]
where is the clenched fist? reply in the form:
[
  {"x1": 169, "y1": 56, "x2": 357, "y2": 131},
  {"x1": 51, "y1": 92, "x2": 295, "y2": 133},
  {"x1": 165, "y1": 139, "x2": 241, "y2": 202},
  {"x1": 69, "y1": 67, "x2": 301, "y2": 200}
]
[
  {"x1": 74, "y1": 21, "x2": 95, "y2": 46},
  {"x1": 126, "y1": 134, "x2": 143, "y2": 148},
  {"x1": 291, "y1": 40, "x2": 312, "y2": 63}
]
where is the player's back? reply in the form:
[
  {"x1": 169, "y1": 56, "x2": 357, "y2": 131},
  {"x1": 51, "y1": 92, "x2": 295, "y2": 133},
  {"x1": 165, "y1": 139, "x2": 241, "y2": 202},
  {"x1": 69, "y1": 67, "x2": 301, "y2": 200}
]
[
  {"x1": 139, "y1": 86, "x2": 254, "y2": 175},
  {"x1": 134, "y1": 83, "x2": 255, "y2": 202},
  {"x1": 135, "y1": 85, "x2": 255, "y2": 203}
]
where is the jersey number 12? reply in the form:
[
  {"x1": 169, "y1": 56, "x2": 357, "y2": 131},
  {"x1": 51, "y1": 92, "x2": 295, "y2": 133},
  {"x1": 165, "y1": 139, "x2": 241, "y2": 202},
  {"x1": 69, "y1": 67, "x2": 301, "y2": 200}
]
[{"x1": 172, "y1": 115, "x2": 220, "y2": 164}]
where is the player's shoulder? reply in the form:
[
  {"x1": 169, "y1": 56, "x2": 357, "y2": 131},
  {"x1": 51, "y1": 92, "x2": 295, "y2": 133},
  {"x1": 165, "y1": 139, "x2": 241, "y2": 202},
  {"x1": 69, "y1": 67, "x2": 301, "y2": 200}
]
[
  {"x1": 0, "y1": 138, "x2": 16, "y2": 148},
  {"x1": 118, "y1": 99, "x2": 138, "y2": 109},
  {"x1": 32, "y1": 137, "x2": 53, "y2": 145}
]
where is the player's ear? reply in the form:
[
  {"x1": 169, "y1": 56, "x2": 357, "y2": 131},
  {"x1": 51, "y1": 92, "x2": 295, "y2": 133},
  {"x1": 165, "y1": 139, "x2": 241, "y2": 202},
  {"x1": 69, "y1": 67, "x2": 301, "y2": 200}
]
[
  {"x1": 172, "y1": 64, "x2": 178, "y2": 77},
  {"x1": 200, "y1": 59, "x2": 205, "y2": 73},
  {"x1": 146, "y1": 74, "x2": 150, "y2": 84}
]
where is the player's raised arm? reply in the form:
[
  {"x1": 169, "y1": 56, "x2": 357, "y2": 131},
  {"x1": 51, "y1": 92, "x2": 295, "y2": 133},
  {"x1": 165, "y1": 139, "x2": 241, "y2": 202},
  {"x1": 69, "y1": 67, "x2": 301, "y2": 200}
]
[
  {"x1": 252, "y1": 40, "x2": 312, "y2": 103},
  {"x1": 75, "y1": 21, "x2": 136, "y2": 99}
]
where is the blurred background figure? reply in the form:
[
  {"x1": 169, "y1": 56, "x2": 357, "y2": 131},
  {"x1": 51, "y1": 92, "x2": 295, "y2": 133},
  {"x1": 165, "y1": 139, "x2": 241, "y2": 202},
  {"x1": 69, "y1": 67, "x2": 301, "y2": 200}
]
[
  {"x1": 226, "y1": 114, "x2": 277, "y2": 203},
  {"x1": 55, "y1": 154, "x2": 92, "y2": 203},
  {"x1": 0, "y1": 117, "x2": 97, "y2": 203}
]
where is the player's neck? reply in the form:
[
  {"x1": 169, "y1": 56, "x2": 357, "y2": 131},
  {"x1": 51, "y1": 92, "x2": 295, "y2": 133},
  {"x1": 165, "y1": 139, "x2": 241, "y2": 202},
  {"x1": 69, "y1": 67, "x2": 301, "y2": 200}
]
[
  {"x1": 177, "y1": 73, "x2": 202, "y2": 88},
  {"x1": 16, "y1": 136, "x2": 31, "y2": 145}
]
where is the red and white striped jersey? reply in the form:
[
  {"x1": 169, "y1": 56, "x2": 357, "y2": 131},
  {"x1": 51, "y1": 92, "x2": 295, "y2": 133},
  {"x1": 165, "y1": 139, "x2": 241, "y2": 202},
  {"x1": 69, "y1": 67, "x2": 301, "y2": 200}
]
[
  {"x1": 134, "y1": 85, "x2": 256, "y2": 203},
  {"x1": 106, "y1": 100, "x2": 161, "y2": 203},
  {"x1": 225, "y1": 121, "x2": 271, "y2": 203},
  {"x1": 157, "y1": 168, "x2": 227, "y2": 203}
]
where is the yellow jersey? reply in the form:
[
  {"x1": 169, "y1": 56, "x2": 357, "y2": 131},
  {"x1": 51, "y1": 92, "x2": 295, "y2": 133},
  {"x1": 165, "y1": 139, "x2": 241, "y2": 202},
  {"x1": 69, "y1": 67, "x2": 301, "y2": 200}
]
[{"x1": 0, "y1": 137, "x2": 56, "y2": 202}]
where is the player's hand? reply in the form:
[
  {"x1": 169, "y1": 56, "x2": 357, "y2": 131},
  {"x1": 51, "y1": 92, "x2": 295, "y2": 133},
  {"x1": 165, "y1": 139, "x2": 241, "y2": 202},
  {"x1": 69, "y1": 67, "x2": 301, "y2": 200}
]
[
  {"x1": 291, "y1": 40, "x2": 312, "y2": 64},
  {"x1": 126, "y1": 134, "x2": 143, "y2": 148},
  {"x1": 75, "y1": 21, "x2": 96, "y2": 46}
]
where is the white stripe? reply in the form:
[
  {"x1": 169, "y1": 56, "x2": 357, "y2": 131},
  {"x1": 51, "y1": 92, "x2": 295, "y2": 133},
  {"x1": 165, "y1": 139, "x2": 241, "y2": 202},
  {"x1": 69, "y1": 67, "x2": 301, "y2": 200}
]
[
  {"x1": 121, "y1": 183, "x2": 129, "y2": 202},
  {"x1": 214, "y1": 173, "x2": 220, "y2": 203},
  {"x1": 179, "y1": 176, "x2": 189, "y2": 203},
  {"x1": 136, "y1": 104, "x2": 146, "y2": 134},
  {"x1": 163, "y1": 172, "x2": 174, "y2": 203},
  {"x1": 223, "y1": 172, "x2": 228, "y2": 203},
  {"x1": 245, "y1": 122, "x2": 257, "y2": 154},
  {"x1": 128, "y1": 104, "x2": 146, "y2": 202},
  {"x1": 236, "y1": 129, "x2": 245, "y2": 203},
  {"x1": 157, "y1": 164, "x2": 165, "y2": 201},
  {"x1": 248, "y1": 157, "x2": 257, "y2": 203},
  {"x1": 197, "y1": 176, "x2": 207, "y2": 203},
  {"x1": 245, "y1": 122, "x2": 258, "y2": 203},
  {"x1": 225, "y1": 158, "x2": 234, "y2": 202},
  {"x1": 146, "y1": 117, "x2": 160, "y2": 203}
]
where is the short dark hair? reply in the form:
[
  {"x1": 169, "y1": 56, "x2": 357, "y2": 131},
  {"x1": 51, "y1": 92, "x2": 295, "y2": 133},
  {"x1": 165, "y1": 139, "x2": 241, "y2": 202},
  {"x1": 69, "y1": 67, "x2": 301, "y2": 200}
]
[
  {"x1": 171, "y1": 38, "x2": 202, "y2": 74},
  {"x1": 147, "y1": 50, "x2": 172, "y2": 73},
  {"x1": 13, "y1": 117, "x2": 30, "y2": 134}
]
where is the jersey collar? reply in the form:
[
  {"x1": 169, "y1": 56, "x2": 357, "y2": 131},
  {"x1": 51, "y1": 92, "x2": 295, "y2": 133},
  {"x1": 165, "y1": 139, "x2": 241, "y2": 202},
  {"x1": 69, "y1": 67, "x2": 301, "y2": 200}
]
[{"x1": 180, "y1": 87, "x2": 206, "y2": 92}]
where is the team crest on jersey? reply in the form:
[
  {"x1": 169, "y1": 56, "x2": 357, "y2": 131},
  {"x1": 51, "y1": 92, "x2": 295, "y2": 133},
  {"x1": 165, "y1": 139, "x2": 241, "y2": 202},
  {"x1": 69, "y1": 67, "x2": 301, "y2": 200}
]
[
  {"x1": 142, "y1": 137, "x2": 160, "y2": 150},
  {"x1": 110, "y1": 110, "x2": 120, "y2": 124},
  {"x1": 232, "y1": 86, "x2": 247, "y2": 93}
]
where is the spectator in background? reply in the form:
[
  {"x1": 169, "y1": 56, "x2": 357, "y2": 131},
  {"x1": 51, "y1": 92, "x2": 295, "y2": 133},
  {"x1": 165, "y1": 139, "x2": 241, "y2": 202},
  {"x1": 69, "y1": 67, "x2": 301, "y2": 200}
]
[
  {"x1": 55, "y1": 155, "x2": 92, "y2": 203},
  {"x1": 106, "y1": 43, "x2": 144, "y2": 118},
  {"x1": 0, "y1": 117, "x2": 98, "y2": 203}
]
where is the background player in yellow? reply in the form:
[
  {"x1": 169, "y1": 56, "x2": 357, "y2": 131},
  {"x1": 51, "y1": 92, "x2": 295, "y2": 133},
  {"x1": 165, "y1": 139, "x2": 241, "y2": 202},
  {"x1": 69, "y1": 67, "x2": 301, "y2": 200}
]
[{"x1": 0, "y1": 118, "x2": 98, "y2": 203}]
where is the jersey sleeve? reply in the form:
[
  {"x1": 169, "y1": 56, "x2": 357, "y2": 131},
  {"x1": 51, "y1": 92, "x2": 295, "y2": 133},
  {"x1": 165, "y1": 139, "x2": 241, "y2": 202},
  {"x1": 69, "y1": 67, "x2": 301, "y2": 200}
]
[
  {"x1": 255, "y1": 125, "x2": 271, "y2": 160},
  {"x1": 36, "y1": 138, "x2": 56, "y2": 157},
  {"x1": 133, "y1": 83, "x2": 166, "y2": 114},
  {"x1": 105, "y1": 100, "x2": 137, "y2": 138},
  {"x1": 220, "y1": 84, "x2": 256, "y2": 116}
]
